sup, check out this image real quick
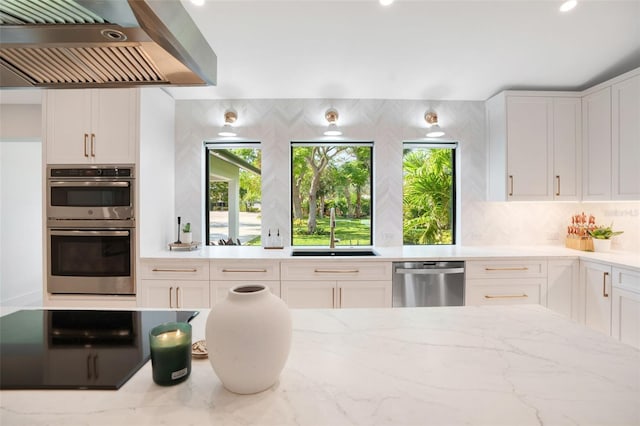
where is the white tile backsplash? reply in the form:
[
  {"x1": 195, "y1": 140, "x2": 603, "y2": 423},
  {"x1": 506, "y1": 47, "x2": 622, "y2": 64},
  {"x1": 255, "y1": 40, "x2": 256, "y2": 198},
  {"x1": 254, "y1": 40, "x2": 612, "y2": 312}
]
[{"x1": 175, "y1": 99, "x2": 639, "y2": 252}]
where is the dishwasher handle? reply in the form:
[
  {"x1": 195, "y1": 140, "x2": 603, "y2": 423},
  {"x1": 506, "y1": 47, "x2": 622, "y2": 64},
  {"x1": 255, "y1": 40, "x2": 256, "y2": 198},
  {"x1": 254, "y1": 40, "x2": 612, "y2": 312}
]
[{"x1": 395, "y1": 268, "x2": 465, "y2": 275}]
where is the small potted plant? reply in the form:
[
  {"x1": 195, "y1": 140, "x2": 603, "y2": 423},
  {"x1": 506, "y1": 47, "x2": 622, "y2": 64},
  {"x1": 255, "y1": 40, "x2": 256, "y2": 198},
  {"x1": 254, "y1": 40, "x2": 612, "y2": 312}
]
[
  {"x1": 181, "y1": 222, "x2": 193, "y2": 244},
  {"x1": 589, "y1": 224, "x2": 623, "y2": 252}
]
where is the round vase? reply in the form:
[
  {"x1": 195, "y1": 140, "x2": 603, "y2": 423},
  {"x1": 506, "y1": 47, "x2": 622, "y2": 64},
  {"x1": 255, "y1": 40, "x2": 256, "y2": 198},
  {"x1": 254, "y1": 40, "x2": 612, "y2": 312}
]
[
  {"x1": 205, "y1": 284, "x2": 292, "y2": 394},
  {"x1": 592, "y1": 238, "x2": 612, "y2": 252}
]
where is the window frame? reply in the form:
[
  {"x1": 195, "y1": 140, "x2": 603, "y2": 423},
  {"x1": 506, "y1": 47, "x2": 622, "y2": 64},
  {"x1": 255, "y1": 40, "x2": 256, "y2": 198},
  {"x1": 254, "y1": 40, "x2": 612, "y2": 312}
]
[
  {"x1": 290, "y1": 140, "x2": 375, "y2": 247},
  {"x1": 204, "y1": 141, "x2": 262, "y2": 246},
  {"x1": 402, "y1": 141, "x2": 458, "y2": 246}
]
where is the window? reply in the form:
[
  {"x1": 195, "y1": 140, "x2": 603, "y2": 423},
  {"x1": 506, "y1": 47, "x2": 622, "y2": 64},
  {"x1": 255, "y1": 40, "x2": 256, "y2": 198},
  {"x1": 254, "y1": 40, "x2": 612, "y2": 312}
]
[
  {"x1": 403, "y1": 142, "x2": 457, "y2": 245},
  {"x1": 205, "y1": 143, "x2": 261, "y2": 246},
  {"x1": 291, "y1": 142, "x2": 373, "y2": 247}
]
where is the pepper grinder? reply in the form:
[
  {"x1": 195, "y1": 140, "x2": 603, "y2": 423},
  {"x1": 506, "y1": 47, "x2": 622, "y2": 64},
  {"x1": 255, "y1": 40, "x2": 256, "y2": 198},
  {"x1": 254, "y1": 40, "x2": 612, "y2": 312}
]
[{"x1": 174, "y1": 216, "x2": 182, "y2": 244}]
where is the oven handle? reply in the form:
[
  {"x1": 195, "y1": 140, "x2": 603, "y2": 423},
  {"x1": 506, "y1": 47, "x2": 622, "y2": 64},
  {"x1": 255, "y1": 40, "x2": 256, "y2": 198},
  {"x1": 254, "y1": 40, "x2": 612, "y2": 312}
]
[
  {"x1": 49, "y1": 181, "x2": 130, "y2": 187},
  {"x1": 50, "y1": 230, "x2": 130, "y2": 237}
]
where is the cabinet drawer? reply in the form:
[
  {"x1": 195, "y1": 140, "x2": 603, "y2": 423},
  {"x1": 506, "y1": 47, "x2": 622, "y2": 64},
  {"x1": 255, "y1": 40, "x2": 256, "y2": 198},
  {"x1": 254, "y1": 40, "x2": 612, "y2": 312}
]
[
  {"x1": 281, "y1": 261, "x2": 392, "y2": 281},
  {"x1": 139, "y1": 259, "x2": 209, "y2": 280},
  {"x1": 210, "y1": 260, "x2": 280, "y2": 281},
  {"x1": 466, "y1": 259, "x2": 547, "y2": 279},
  {"x1": 613, "y1": 267, "x2": 640, "y2": 292},
  {"x1": 466, "y1": 278, "x2": 546, "y2": 306}
]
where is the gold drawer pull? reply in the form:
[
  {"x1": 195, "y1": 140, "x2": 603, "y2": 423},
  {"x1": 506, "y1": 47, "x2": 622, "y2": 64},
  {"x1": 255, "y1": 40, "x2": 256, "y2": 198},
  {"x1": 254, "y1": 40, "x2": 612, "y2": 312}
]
[
  {"x1": 314, "y1": 269, "x2": 359, "y2": 273},
  {"x1": 222, "y1": 268, "x2": 268, "y2": 273},
  {"x1": 484, "y1": 294, "x2": 528, "y2": 299},
  {"x1": 152, "y1": 268, "x2": 198, "y2": 273},
  {"x1": 484, "y1": 267, "x2": 529, "y2": 271}
]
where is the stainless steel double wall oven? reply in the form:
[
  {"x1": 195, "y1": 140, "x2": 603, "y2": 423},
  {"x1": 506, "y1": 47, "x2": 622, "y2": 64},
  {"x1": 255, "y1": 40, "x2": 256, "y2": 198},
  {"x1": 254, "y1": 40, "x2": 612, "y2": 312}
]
[{"x1": 46, "y1": 165, "x2": 135, "y2": 295}]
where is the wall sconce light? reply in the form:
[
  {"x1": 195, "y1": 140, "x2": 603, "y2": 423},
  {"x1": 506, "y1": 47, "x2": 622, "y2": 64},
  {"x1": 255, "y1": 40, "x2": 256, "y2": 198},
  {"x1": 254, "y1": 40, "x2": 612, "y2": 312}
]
[
  {"x1": 425, "y1": 112, "x2": 445, "y2": 138},
  {"x1": 323, "y1": 109, "x2": 342, "y2": 136},
  {"x1": 218, "y1": 110, "x2": 237, "y2": 137}
]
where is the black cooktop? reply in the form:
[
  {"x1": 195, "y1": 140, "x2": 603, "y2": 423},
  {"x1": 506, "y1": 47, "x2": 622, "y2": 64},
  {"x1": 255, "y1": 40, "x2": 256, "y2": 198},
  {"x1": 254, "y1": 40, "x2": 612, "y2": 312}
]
[{"x1": 0, "y1": 309, "x2": 198, "y2": 390}]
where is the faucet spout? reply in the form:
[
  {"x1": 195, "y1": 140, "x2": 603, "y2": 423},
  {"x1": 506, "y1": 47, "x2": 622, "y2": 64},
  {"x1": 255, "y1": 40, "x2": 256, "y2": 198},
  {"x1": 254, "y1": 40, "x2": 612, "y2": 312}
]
[{"x1": 329, "y1": 207, "x2": 336, "y2": 249}]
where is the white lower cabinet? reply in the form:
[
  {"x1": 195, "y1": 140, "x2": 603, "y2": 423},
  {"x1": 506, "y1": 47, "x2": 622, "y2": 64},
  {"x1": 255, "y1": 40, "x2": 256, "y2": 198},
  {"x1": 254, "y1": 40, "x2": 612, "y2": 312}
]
[
  {"x1": 280, "y1": 261, "x2": 392, "y2": 309},
  {"x1": 611, "y1": 267, "x2": 640, "y2": 349},
  {"x1": 547, "y1": 259, "x2": 580, "y2": 319},
  {"x1": 210, "y1": 260, "x2": 281, "y2": 305},
  {"x1": 138, "y1": 259, "x2": 210, "y2": 308},
  {"x1": 465, "y1": 259, "x2": 548, "y2": 306},
  {"x1": 139, "y1": 279, "x2": 209, "y2": 309},
  {"x1": 581, "y1": 260, "x2": 612, "y2": 336}
]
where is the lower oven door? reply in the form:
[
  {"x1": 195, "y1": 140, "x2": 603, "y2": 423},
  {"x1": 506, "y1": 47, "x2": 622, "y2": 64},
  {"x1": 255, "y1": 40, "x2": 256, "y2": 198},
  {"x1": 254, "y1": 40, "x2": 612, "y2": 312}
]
[{"x1": 48, "y1": 228, "x2": 135, "y2": 295}]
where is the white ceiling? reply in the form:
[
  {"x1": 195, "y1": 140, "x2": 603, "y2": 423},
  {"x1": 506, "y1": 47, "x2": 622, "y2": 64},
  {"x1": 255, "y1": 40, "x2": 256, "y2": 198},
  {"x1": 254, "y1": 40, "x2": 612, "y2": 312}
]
[
  {"x1": 166, "y1": 0, "x2": 640, "y2": 101},
  {"x1": 1, "y1": 0, "x2": 639, "y2": 104}
]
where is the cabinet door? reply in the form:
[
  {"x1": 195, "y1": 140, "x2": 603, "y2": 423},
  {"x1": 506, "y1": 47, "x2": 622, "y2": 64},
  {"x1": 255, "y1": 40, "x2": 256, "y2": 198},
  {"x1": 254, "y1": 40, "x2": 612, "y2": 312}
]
[
  {"x1": 281, "y1": 281, "x2": 336, "y2": 309},
  {"x1": 338, "y1": 281, "x2": 391, "y2": 308},
  {"x1": 582, "y1": 261, "x2": 612, "y2": 335},
  {"x1": 582, "y1": 87, "x2": 612, "y2": 200},
  {"x1": 91, "y1": 89, "x2": 138, "y2": 164},
  {"x1": 552, "y1": 98, "x2": 581, "y2": 200},
  {"x1": 506, "y1": 96, "x2": 553, "y2": 200},
  {"x1": 138, "y1": 279, "x2": 209, "y2": 308},
  {"x1": 46, "y1": 89, "x2": 93, "y2": 164},
  {"x1": 612, "y1": 74, "x2": 640, "y2": 200},
  {"x1": 611, "y1": 267, "x2": 640, "y2": 349},
  {"x1": 547, "y1": 259, "x2": 579, "y2": 319}
]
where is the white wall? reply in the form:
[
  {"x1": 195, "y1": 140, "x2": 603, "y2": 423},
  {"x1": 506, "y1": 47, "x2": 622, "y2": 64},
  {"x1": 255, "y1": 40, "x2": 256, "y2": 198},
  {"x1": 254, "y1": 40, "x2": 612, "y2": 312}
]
[
  {"x1": 175, "y1": 98, "x2": 639, "y2": 252},
  {"x1": 175, "y1": 99, "x2": 486, "y2": 247},
  {"x1": 138, "y1": 88, "x2": 176, "y2": 255},
  {"x1": 0, "y1": 140, "x2": 43, "y2": 307}
]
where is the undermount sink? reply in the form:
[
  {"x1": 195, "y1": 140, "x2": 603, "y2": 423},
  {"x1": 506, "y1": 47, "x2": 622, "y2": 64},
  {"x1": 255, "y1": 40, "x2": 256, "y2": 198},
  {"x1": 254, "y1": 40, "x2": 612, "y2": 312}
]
[{"x1": 290, "y1": 248, "x2": 379, "y2": 257}]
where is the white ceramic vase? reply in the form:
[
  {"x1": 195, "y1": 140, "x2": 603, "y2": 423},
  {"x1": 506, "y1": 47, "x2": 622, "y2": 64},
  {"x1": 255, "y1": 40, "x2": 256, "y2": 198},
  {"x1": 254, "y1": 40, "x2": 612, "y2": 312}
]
[
  {"x1": 592, "y1": 238, "x2": 612, "y2": 252},
  {"x1": 205, "y1": 284, "x2": 292, "y2": 394},
  {"x1": 181, "y1": 231, "x2": 193, "y2": 244}
]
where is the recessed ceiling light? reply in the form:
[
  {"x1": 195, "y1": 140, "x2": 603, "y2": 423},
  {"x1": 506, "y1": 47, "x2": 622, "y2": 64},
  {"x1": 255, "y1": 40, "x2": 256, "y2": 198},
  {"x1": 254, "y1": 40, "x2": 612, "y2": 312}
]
[
  {"x1": 379, "y1": 0, "x2": 394, "y2": 6},
  {"x1": 191, "y1": 0, "x2": 205, "y2": 6},
  {"x1": 559, "y1": 0, "x2": 577, "y2": 12}
]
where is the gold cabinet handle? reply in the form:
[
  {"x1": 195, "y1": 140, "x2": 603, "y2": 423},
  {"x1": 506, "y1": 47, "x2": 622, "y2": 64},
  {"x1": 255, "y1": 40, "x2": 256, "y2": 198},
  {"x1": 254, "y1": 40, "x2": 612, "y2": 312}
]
[
  {"x1": 508, "y1": 175, "x2": 514, "y2": 196},
  {"x1": 314, "y1": 269, "x2": 359, "y2": 273},
  {"x1": 83, "y1": 133, "x2": 89, "y2": 157},
  {"x1": 90, "y1": 133, "x2": 96, "y2": 157},
  {"x1": 221, "y1": 268, "x2": 268, "y2": 273},
  {"x1": 169, "y1": 286, "x2": 173, "y2": 308},
  {"x1": 603, "y1": 272, "x2": 609, "y2": 298},
  {"x1": 484, "y1": 267, "x2": 529, "y2": 271},
  {"x1": 332, "y1": 287, "x2": 335, "y2": 308},
  {"x1": 555, "y1": 175, "x2": 561, "y2": 196},
  {"x1": 176, "y1": 286, "x2": 181, "y2": 308},
  {"x1": 484, "y1": 294, "x2": 528, "y2": 299},
  {"x1": 339, "y1": 287, "x2": 342, "y2": 308},
  {"x1": 152, "y1": 268, "x2": 198, "y2": 273}
]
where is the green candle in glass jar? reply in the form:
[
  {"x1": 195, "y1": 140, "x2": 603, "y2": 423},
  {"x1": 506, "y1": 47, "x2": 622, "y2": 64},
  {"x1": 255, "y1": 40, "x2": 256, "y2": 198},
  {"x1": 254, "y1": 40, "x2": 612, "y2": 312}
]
[{"x1": 149, "y1": 322, "x2": 192, "y2": 386}]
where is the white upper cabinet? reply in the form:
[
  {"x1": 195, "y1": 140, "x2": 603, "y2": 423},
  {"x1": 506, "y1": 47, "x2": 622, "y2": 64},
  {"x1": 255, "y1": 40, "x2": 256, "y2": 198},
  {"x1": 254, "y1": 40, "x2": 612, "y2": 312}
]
[
  {"x1": 611, "y1": 74, "x2": 640, "y2": 200},
  {"x1": 582, "y1": 87, "x2": 612, "y2": 200},
  {"x1": 582, "y1": 69, "x2": 640, "y2": 201},
  {"x1": 45, "y1": 89, "x2": 138, "y2": 164},
  {"x1": 487, "y1": 92, "x2": 580, "y2": 201}
]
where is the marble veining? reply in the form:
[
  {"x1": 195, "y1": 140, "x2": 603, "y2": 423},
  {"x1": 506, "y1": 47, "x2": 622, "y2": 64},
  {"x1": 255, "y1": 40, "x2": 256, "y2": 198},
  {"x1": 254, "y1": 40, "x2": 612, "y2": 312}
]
[{"x1": 1, "y1": 305, "x2": 638, "y2": 425}]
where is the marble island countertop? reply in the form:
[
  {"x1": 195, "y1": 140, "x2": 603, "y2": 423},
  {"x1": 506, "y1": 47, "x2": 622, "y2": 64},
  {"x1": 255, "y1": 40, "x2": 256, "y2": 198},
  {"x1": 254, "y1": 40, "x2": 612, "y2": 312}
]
[
  {"x1": 143, "y1": 244, "x2": 640, "y2": 270},
  {"x1": 2, "y1": 305, "x2": 639, "y2": 425}
]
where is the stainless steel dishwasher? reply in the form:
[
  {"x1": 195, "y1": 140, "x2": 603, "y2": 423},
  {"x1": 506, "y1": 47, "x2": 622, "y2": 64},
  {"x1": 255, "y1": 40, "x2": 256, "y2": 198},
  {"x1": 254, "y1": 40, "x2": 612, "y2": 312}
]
[{"x1": 392, "y1": 261, "x2": 465, "y2": 307}]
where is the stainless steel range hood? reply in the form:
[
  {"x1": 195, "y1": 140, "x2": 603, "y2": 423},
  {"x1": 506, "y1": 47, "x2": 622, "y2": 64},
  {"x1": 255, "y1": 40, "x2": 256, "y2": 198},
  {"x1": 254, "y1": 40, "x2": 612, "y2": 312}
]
[{"x1": 0, "y1": 0, "x2": 217, "y2": 88}]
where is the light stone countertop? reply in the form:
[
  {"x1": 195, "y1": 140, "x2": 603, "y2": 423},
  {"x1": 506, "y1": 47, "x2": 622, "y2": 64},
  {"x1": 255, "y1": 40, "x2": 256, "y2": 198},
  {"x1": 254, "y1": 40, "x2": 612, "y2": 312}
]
[
  {"x1": 1, "y1": 305, "x2": 639, "y2": 425},
  {"x1": 142, "y1": 244, "x2": 640, "y2": 270}
]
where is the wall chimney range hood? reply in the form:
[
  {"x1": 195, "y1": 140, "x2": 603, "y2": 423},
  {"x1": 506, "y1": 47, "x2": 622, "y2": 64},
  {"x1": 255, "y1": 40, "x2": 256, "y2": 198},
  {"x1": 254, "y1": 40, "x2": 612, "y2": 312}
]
[{"x1": 0, "y1": 0, "x2": 217, "y2": 88}]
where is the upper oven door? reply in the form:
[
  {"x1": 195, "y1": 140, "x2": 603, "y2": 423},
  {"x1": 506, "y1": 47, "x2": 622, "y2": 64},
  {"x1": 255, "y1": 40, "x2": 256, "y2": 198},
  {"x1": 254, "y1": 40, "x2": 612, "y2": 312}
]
[{"x1": 47, "y1": 180, "x2": 133, "y2": 220}]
